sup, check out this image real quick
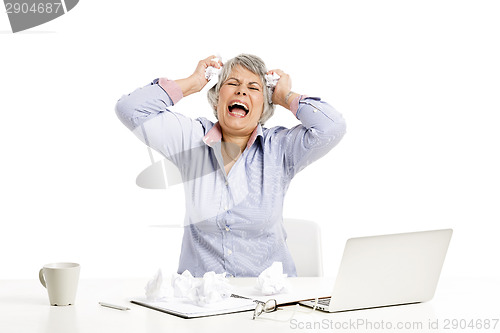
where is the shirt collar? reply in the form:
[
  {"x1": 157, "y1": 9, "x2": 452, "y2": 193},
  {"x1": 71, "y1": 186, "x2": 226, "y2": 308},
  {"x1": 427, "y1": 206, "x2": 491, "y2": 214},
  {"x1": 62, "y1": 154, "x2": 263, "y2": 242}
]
[{"x1": 203, "y1": 122, "x2": 263, "y2": 149}]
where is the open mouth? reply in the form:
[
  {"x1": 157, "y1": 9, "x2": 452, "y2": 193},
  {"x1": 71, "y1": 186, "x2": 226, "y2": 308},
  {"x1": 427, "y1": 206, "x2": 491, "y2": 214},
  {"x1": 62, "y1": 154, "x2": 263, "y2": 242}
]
[{"x1": 228, "y1": 101, "x2": 249, "y2": 118}]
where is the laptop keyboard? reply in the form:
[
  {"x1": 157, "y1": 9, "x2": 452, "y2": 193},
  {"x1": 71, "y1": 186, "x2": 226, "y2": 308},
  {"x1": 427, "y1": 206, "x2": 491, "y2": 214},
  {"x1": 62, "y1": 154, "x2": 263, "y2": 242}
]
[{"x1": 316, "y1": 298, "x2": 331, "y2": 306}]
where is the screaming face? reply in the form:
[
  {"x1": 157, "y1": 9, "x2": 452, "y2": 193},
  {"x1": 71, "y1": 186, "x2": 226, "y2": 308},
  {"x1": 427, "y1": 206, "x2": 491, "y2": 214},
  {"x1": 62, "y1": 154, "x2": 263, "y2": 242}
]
[{"x1": 216, "y1": 65, "x2": 265, "y2": 138}]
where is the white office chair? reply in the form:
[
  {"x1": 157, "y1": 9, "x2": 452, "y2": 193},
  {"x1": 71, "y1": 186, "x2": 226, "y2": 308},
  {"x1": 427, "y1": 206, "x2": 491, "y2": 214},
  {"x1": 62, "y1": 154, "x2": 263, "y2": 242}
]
[{"x1": 284, "y1": 218, "x2": 324, "y2": 277}]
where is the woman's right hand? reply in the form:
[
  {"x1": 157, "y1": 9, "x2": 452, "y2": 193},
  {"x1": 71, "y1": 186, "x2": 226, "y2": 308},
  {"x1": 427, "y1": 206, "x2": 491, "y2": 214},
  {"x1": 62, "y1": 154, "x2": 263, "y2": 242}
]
[{"x1": 175, "y1": 55, "x2": 223, "y2": 97}]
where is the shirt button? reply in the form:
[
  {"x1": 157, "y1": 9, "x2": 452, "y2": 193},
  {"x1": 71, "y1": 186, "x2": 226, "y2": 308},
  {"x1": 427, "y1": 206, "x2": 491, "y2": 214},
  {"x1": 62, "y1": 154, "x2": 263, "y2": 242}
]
[
  {"x1": 225, "y1": 226, "x2": 230, "y2": 231},
  {"x1": 224, "y1": 206, "x2": 228, "y2": 211},
  {"x1": 228, "y1": 249, "x2": 232, "y2": 255},
  {"x1": 225, "y1": 181, "x2": 229, "y2": 186}
]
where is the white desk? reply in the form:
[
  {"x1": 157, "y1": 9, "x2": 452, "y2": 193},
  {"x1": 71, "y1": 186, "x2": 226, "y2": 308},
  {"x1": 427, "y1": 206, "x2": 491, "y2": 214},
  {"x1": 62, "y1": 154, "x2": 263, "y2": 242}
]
[{"x1": 1, "y1": 276, "x2": 499, "y2": 333}]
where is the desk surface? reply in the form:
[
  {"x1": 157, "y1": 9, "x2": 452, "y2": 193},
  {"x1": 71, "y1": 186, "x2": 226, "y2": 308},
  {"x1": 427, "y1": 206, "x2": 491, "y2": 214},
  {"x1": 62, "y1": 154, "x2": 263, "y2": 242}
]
[{"x1": 1, "y1": 276, "x2": 499, "y2": 333}]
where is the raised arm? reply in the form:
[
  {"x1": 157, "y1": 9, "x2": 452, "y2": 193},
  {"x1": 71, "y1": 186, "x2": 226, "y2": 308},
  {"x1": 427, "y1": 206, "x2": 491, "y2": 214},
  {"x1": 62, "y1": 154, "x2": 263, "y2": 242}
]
[
  {"x1": 268, "y1": 69, "x2": 347, "y2": 178},
  {"x1": 173, "y1": 56, "x2": 222, "y2": 97},
  {"x1": 114, "y1": 56, "x2": 222, "y2": 164},
  {"x1": 115, "y1": 56, "x2": 222, "y2": 131}
]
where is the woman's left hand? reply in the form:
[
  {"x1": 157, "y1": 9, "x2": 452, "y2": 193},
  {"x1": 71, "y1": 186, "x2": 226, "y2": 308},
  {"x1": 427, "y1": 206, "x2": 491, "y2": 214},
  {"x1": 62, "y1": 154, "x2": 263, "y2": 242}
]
[{"x1": 267, "y1": 69, "x2": 300, "y2": 110}]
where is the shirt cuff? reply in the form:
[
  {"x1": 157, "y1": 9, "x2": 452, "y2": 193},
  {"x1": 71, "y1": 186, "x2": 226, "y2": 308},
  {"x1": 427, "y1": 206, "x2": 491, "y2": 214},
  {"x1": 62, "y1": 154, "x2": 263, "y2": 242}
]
[
  {"x1": 156, "y1": 78, "x2": 183, "y2": 104},
  {"x1": 290, "y1": 95, "x2": 307, "y2": 117}
]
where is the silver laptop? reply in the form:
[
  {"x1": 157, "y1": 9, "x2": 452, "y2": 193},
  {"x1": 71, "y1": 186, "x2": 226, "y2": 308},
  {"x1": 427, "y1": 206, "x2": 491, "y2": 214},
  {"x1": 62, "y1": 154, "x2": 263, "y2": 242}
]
[{"x1": 300, "y1": 229, "x2": 453, "y2": 312}]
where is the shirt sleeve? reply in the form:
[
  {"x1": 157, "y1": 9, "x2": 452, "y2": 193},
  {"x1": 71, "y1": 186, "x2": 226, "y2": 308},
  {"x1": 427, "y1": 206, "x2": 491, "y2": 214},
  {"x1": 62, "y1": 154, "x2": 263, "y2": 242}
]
[
  {"x1": 280, "y1": 96, "x2": 347, "y2": 178},
  {"x1": 115, "y1": 79, "x2": 205, "y2": 166}
]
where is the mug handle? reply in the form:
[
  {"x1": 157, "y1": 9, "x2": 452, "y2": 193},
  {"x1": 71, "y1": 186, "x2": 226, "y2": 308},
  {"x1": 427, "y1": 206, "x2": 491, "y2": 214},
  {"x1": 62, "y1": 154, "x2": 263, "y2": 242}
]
[{"x1": 39, "y1": 268, "x2": 46, "y2": 288}]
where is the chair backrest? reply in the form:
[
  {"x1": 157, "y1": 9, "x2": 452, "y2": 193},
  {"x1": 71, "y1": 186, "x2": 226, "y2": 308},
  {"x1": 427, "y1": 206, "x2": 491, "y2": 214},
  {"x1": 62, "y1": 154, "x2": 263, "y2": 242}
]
[{"x1": 284, "y1": 218, "x2": 324, "y2": 277}]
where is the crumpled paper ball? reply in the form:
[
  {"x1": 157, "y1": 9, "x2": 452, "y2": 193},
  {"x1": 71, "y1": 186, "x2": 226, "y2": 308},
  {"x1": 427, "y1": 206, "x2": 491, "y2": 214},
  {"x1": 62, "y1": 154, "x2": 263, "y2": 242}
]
[
  {"x1": 145, "y1": 269, "x2": 174, "y2": 301},
  {"x1": 145, "y1": 269, "x2": 231, "y2": 306},
  {"x1": 256, "y1": 262, "x2": 291, "y2": 295},
  {"x1": 264, "y1": 72, "x2": 281, "y2": 104},
  {"x1": 171, "y1": 270, "x2": 197, "y2": 298},
  {"x1": 204, "y1": 56, "x2": 223, "y2": 90},
  {"x1": 265, "y1": 72, "x2": 280, "y2": 88},
  {"x1": 185, "y1": 271, "x2": 232, "y2": 306},
  {"x1": 205, "y1": 65, "x2": 221, "y2": 81}
]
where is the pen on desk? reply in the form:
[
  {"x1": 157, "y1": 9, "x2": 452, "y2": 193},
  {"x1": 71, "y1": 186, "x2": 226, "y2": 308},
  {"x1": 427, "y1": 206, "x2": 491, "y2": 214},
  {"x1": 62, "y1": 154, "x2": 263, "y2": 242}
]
[{"x1": 99, "y1": 302, "x2": 130, "y2": 311}]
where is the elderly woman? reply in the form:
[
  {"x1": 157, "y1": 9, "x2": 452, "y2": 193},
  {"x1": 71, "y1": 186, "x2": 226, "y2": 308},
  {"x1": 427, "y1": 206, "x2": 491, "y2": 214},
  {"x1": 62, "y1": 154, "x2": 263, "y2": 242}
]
[{"x1": 116, "y1": 54, "x2": 346, "y2": 277}]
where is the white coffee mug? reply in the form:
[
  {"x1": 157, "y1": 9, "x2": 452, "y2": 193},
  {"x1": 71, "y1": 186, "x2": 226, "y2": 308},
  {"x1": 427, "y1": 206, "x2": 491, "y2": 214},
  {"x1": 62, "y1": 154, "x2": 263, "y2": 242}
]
[{"x1": 39, "y1": 262, "x2": 80, "y2": 306}]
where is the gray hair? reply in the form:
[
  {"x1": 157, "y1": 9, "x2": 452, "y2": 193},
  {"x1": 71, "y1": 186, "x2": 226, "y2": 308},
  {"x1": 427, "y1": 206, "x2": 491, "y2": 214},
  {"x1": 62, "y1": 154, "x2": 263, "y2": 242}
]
[{"x1": 207, "y1": 53, "x2": 275, "y2": 125}]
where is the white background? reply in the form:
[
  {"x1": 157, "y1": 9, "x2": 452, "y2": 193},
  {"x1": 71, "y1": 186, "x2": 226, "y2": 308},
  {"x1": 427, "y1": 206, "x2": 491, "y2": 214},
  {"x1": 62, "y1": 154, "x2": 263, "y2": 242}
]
[{"x1": 1, "y1": 0, "x2": 499, "y2": 284}]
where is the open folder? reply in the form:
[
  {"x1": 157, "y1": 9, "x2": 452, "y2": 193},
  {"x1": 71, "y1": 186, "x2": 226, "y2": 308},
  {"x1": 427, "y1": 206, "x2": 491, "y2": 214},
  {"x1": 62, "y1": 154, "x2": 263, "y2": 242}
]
[
  {"x1": 131, "y1": 295, "x2": 256, "y2": 319},
  {"x1": 131, "y1": 279, "x2": 331, "y2": 319}
]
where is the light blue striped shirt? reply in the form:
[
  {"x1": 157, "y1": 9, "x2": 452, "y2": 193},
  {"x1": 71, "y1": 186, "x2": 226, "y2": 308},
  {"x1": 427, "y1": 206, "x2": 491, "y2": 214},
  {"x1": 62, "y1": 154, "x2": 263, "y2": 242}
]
[{"x1": 116, "y1": 79, "x2": 346, "y2": 277}]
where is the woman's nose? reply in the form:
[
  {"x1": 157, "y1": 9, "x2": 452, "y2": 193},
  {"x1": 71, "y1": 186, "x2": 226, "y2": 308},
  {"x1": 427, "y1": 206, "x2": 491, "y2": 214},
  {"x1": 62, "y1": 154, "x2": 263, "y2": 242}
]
[{"x1": 236, "y1": 88, "x2": 247, "y2": 96}]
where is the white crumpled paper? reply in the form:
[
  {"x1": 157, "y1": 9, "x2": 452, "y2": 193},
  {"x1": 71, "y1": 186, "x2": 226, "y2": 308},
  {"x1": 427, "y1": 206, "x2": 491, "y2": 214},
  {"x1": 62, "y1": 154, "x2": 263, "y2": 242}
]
[
  {"x1": 256, "y1": 262, "x2": 291, "y2": 295},
  {"x1": 145, "y1": 269, "x2": 174, "y2": 301},
  {"x1": 182, "y1": 271, "x2": 232, "y2": 306},
  {"x1": 169, "y1": 270, "x2": 195, "y2": 298},
  {"x1": 264, "y1": 72, "x2": 280, "y2": 104},
  {"x1": 205, "y1": 65, "x2": 221, "y2": 81},
  {"x1": 145, "y1": 269, "x2": 231, "y2": 306},
  {"x1": 204, "y1": 57, "x2": 222, "y2": 90}
]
